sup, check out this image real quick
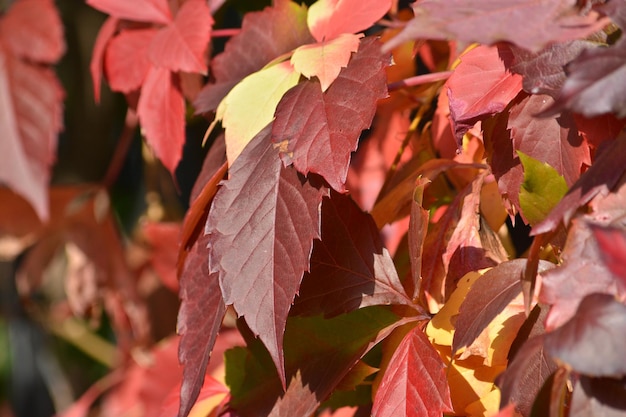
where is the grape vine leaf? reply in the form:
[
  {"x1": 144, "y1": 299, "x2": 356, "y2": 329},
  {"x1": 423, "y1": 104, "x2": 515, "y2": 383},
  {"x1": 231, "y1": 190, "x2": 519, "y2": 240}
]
[
  {"x1": 446, "y1": 45, "x2": 522, "y2": 145},
  {"x1": 544, "y1": 293, "x2": 626, "y2": 378},
  {"x1": 272, "y1": 37, "x2": 390, "y2": 192},
  {"x1": 86, "y1": 0, "x2": 172, "y2": 24},
  {"x1": 177, "y1": 233, "x2": 226, "y2": 417},
  {"x1": 570, "y1": 376, "x2": 626, "y2": 417},
  {"x1": 307, "y1": 0, "x2": 392, "y2": 42},
  {"x1": 207, "y1": 125, "x2": 327, "y2": 386},
  {"x1": 384, "y1": 0, "x2": 609, "y2": 53},
  {"x1": 592, "y1": 225, "x2": 626, "y2": 289},
  {"x1": 104, "y1": 28, "x2": 156, "y2": 93},
  {"x1": 194, "y1": 1, "x2": 313, "y2": 113},
  {"x1": 290, "y1": 191, "x2": 414, "y2": 318},
  {"x1": 0, "y1": 0, "x2": 65, "y2": 220},
  {"x1": 372, "y1": 326, "x2": 453, "y2": 417}
]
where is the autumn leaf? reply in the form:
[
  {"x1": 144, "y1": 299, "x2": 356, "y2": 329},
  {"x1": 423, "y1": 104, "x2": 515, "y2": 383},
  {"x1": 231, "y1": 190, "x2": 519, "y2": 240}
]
[
  {"x1": 104, "y1": 28, "x2": 156, "y2": 93},
  {"x1": 570, "y1": 376, "x2": 626, "y2": 417},
  {"x1": 372, "y1": 326, "x2": 453, "y2": 417},
  {"x1": 307, "y1": 0, "x2": 392, "y2": 42},
  {"x1": 592, "y1": 225, "x2": 626, "y2": 290},
  {"x1": 272, "y1": 36, "x2": 390, "y2": 192},
  {"x1": 86, "y1": 0, "x2": 172, "y2": 24},
  {"x1": 207, "y1": 125, "x2": 327, "y2": 386},
  {"x1": 89, "y1": 17, "x2": 118, "y2": 102}
]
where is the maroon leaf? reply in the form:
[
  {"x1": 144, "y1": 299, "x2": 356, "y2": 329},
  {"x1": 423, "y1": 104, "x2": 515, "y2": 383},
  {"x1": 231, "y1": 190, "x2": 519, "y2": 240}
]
[
  {"x1": 384, "y1": 0, "x2": 608, "y2": 53},
  {"x1": 272, "y1": 37, "x2": 390, "y2": 192},
  {"x1": 136, "y1": 67, "x2": 185, "y2": 174},
  {"x1": 446, "y1": 44, "x2": 522, "y2": 145},
  {"x1": 510, "y1": 41, "x2": 592, "y2": 99},
  {"x1": 548, "y1": 39, "x2": 626, "y2": 118},
  {"x1": 89, "y1": 17, "x2": 118, "y2": 103},
  {"x1": 194, "y1": 1, "x2": 313, "y2": 113},
  {"x1": 87, "y1": 0, "x2": 172, "y2": 24},
  {"x1": 592, "y1": 225, "x2": 626, "y2": 289},
  {"x1": 496, "y1": 335, "x2": 557, "y2": 417},
  {"x1": 372, "y1": 326, "x2": 453, "y2": 417},
  {"x1": 0, "y1": 0, "x2": 65, "y2": 64},
  {"x1": 570, "y1": 376, "x2": 626, "y2": 417},
  {"x1": 508, "y1": 93, "x2": 590, "y2": 187},
  {"x1": 544, "y1": 293, "x2": 626, "y2": 378},
  {"x1": 104, "y1": 29, "x2": 156, "y2": 94},
  {"x1": 291, "y1": 191, "x2": 414, "y2": 318},
  {"x1": 207, "y1": 125, "x2": 327, "y2": 386},
  {"x1": 177, "y1": 233, "x2": 226, "y2": 417},
  {"x1": 453, "y1": 259, "x2": 555, "y2": 355}
]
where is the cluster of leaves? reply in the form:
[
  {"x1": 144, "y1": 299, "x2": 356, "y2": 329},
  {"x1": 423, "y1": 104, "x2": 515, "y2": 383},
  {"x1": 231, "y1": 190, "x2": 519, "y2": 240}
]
[{"x1": 3, "y1": 0, "x2": 626, "y2": 417}]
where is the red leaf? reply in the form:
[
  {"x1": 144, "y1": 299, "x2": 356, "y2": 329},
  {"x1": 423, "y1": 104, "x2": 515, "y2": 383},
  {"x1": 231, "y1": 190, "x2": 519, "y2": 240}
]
[
  {"x1": 86, "y1": 0, "x2": 172, "y2": 24},
  {"x1": 136, "y1": 67, "x2": 185, "y2": 174},
  {"x1": 177, "y1": 232, "x2": 226, "y2": 417},
  {"x1": 0, "y1": 50, "x2": 64, "y2": 220},
  {"x1": 142, "y1": 221, "x2": 180, "y2": 292},
  {"x1": 0, "y1": 0, "x2": 65, "y2": 63},
  {"x1": 207, "y1": 125, "x2": 327, "y2": 386},
  {"x1": 384, "y1": 0, "x2": 608, "y2": 53},
  {"x1": 104, "y1": 28, "x2": 157, "y2": 93},
  {"x1": 508, "y1": 94, "x2": 590, "y2": 187},
  {"x1": 570, "y1": 376, "x2": 626, "y2": 417},
  {"x1": 544, "y1": 293, "x2": 626, "y2": 378},
  {"x1": 291, "y1": 191, "x2": 414, "y2": 318},
  {"x1": 307, "y1": 0, "x2": 392, "y2": 42},
  {"x1": 90, "y1": 17, "x2": 118, "y2": 103},
  {"x1": 272, "y1": 37, "x2": 390, "y2": 191},
  {"x1": 446, "y1": 44, "x2": 522, "y2": 145},
  {"x1": 592, "y1": 225, "x2": 626, "y2": 289},
  {"x1": 372, "y1": 326, "x2": 453, "y2": 417},
  {"x1": 194, "y1": 1, "x2": 312, "y2": 113},
  {"x1": 149, "y1": 0, "x2": 213, "y2": 74}
]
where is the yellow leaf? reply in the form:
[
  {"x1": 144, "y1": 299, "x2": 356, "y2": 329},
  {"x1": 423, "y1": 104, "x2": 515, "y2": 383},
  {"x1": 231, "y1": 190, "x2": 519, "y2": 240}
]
[
  {"x1": 464, "y1": 387, "x2": 501, "y2": 417},
  {"x1": 188, "y1": 392, "x2": 227, "y2": 417},
  {"x1": 216, "y1": 61, "x2": 300, "y2": 165},
  {"x1": 290, "y1": 33, "x2": 362, "y2": 91}
]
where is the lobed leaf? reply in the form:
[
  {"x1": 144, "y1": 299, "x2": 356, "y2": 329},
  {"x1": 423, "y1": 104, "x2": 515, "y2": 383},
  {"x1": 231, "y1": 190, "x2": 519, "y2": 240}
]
[
  {"x1": 272, "y1": 36, "x2": 390, "y2": 191},
  {"x1": 86, "y1": 0, "x2": 172, "y2": 24},
  {"x1": 307, "y1": 0, "x2": 392, "y2": 42},
  {"x1": 104, "y1": 29, "x2": 156, "y2": 93},
  {"x1": 207, "y1": 125, "x2": 327, "y2": 386}
]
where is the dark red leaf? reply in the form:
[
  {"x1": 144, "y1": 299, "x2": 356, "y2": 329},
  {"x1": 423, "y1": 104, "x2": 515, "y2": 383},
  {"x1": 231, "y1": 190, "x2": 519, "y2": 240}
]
[
  {"x1": 136, "y1": 67, "x2": 185, "y2": 174},
  {"x1": 508, "y1": 94, "x2": 590, "y2": 187},
  {"x1": 86, "y1": 0, "x2": 172, "y2": 24},
  {"x1": 291, "y1": 191, "x2": 414, "y2": 318},
  {"x1": 574, "y1": 113, "x2": 626, "y2": 150},
  {"x1": 372, "y1": 325, "x2": 452, "y2": 417},
  {"x1": 207, "y1": 125, "x2": 327, "y2": 386},
  {"x1": 570, "y1": 376, "x2": 626, "y2": 417},
  {"x1": 0, "y1": 0, "x2": 65, "y2": 63},
  {"x1": 272, "y1": 37, "x2": 390, "y2": 191},
  {"x1": 148, "y1": 0, "x2": 212, "y2": 74},
  {"x1": 177, "y1": 232, "x2": 226, "y2": 417},
  {"x1": 592, "y1": 225, "x2": 626, "y2": 289},
  {"x1": 90, "y1": 17, "x2": 118, "y2": 103},
  {"x1": 194, "y1": 1, "x2": 313, "y2": 113},
  {"x1": 104, "y1": 29, "x2": 156, "y2": 93},
  {"x1": 453, "y1": 259, "x2": 555, "y2": 355},
  {"x1": 446, "y1": 44, "x2": 522, "y2": 145},
  {"x1": 142, "y1": 221, "x2": 180, "y2": 292},
  {"x1": 544, "y1": 293, "x2": 626, "y2": 378},
  {"x1": 384, "y1": 0, "x2": 608, "y2": 53},
  {"x1": 189, "y1": 135, "x2": 226, "y2": 204}
]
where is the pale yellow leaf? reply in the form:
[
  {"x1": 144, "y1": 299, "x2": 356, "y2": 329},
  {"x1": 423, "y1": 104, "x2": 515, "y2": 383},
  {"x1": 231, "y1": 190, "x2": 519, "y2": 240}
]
[
  {"x1": 216, "y1": 61, "x2": 300, "y2": 165},
  {"x1": 290, "y1": 33, "x2": 362, "y2": 91}
]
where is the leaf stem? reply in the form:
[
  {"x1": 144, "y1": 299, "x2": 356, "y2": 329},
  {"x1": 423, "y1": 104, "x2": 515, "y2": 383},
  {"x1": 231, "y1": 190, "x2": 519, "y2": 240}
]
[
  {"x1": 212, "y1": 28, "x2": 242, "y2": 38},
  {"x1": 388, "y1": 71, "x2": 453, "y2": 92},
  {"x1": 102, "y1": 108, "x2": 139, "y2": 190}
]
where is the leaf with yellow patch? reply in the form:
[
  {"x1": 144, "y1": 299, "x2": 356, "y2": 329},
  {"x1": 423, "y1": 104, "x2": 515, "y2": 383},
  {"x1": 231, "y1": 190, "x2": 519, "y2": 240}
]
[
  {"x1": 216, "y1": 61, "x2": 300, "y2": 165},
  {"x1": 291, "y1": 33, "x2": 362, "y2": 91}
]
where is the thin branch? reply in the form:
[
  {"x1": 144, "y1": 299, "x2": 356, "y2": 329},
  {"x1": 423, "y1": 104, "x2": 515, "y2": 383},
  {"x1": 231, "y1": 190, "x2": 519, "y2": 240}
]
[
  {"x1": 388, "y1": 71, "x2": 454, "y2": 92},
  {"x1": 102, "y1": 108, "x2": 139, "y2": 190},
  {"x1": 212, "y1": 28, "x2": 242, "y2": 38}
]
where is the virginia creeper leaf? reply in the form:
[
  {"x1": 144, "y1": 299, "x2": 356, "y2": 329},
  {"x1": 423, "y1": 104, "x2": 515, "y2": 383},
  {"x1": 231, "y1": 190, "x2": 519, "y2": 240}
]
[
  {"x1": 291, "y1": 191, "x2": 414, "y2": 318},
  {"x1": 217, "y1": 61, "x2": 300, "y2": 166},
  {"x1": 104, "y1": 29, "x2": 156, "y2": 93},
  {"x1": 446, "y1": 45, "x2": 522, "y2": 145},
  {"x1": 544, "y1": 293, "x2": 626, "y2": 378},
  {"x1": 453, "y1": 259, "x2": 555, "y2": 355},
  {"x1": 194, "y1": 1, "x2": 312, "y2": 113},
  {"x1": 384, "y1": 0, "x2": 608, "y2": 53},
  {"x1": 0, "y1": 0, "x2": 65, "y2": 64},
  {"x1": 86, "y1": 0, "x2": 172, "y2": 24},
  {"x1": 307, "y1": 0, "x2": 392, "y2": 42},
  {"x1": 207, "y1": 125, "x2": 327, "y2": 386},
  {"x1": 592, "y1": 225, "x2": 626, "y2": 289},
  {"x1": 90, "y1": 17, "x2": 118, "y2": 103},
  {"x1": 136, "y1": 67, "x2": 185, "y2": 174},
  {"x1": 518, "y1": 152, "x2": 568, "y2": 227},
  {"x1": 148, "y1": 0, "x2": 213, "y2": 74},
  {"x1": 290, "y1": 33, "x2": 362, "y2": 92},
  {"x1": 372, "y1": 326, "x2": 453, "y2": 417},
  {"x1": 177, "y1": 233, "x2": 226, "y2": 417},
  {"x1": 0, "y1": 50, "x2": 64, "y2": 220},
  {"x1": 570, "y1": 376, "x2": 626, "y2": 417},
  {"x1": 272, "y1": 37, "x2": 390, "y2": 192}
]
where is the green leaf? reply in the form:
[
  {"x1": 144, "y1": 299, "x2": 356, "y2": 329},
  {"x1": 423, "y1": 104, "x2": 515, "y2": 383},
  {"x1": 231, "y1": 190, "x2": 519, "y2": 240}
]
[{"x1": 518, "y1": 151, "x2": 568, "y2": 226}]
